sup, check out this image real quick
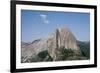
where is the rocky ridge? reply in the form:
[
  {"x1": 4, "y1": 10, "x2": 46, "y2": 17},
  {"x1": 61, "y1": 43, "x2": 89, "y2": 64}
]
[{"x1": 21, "y1": 27, "x2": 86, "y2": 63}]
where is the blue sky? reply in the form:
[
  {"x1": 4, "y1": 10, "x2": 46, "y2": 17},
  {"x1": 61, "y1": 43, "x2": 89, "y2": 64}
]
[{"x1": 21, "y1": 10, "x2": 90, "y2": 42}]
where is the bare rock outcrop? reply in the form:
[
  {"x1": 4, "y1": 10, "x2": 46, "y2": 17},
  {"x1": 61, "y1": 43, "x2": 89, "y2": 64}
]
[
  {"x1": 47, "y1": 27, "x2": 81, "y2": 60},
  {"x1": 21, "y1": 27, "x2": 82, "y2": 62}
]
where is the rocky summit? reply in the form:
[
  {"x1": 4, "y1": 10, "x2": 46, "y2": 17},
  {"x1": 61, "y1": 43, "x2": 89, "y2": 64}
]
[{"x1": 21, "y1": 27, "x2": 87, "y2": 63}]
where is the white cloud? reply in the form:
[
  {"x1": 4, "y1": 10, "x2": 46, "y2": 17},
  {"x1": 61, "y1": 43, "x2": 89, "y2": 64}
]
[
  {"x1": 40, "y1": 14, "x2": 49, "y2": 24},
  {"x1": 40, "y1": 14, "x2": 47, "y2": 19}
]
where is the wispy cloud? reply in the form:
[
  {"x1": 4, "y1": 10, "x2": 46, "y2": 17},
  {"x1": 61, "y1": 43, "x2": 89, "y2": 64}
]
[{"x1": 40, "y1": 14, "x2": 49, "y2": 24}]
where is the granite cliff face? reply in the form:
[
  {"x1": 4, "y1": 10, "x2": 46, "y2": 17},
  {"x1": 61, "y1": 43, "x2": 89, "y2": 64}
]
[
  {"x1": 47, "y1": 28, "x2": 81, "y2": 60},
  {"x1": 21, "y1": 27, "x2": 84, "y2": 63}
]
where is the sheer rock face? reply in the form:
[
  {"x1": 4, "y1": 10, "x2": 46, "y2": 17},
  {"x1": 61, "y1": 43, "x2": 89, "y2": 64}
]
[
  {"x1": 21, "y1": 27, "x2": 81, "y2": 62},
  {"x1": 47, "y1": 28, "x2": 81, "y2": 60},
  {"x1": 57, "y1": 28, "x2": 78, "y2": 50}
]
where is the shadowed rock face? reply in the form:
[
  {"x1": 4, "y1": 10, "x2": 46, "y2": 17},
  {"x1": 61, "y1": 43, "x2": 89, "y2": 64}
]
[{"x1": 21, "y1": 27, "x2": 82, "y2": 62}]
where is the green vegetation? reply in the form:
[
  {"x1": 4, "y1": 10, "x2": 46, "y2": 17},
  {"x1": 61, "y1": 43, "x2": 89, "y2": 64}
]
[
  {"x1": 38, "y1": 50, "x2": 48, "y2": 59},
  {"x1": 28, "y1": 41, "x2": 90, "y2": 62},
  {"x1": 77, "y1": 41, "x2": 90, "y2": 59},
  {"x1": 30, "y1": 50, "x2": 53, "y2": 62},
  {"x1": 37, "y1": 50, "x2": 53, "y2": 61},
  {"x1": 57, "y1": 46, "x2": 86, "y2": 60},
  {"x1": 58, "y1": 46, "x2": 74, "y2": 60}
]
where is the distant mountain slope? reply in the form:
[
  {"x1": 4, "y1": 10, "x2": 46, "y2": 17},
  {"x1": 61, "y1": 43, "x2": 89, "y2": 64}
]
[{"x1": 77, "y1": 41, "x2": 90, "y2": 59}]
